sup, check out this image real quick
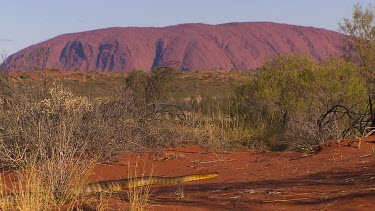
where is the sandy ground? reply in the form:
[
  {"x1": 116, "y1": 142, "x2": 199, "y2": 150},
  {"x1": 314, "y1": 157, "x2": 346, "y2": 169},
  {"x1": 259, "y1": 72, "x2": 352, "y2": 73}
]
[
  {"x1": 1, "y1": 138, "x2": 373, "y2": 210},
  {"x1": 80, "y1": 137, "x2": 375, "y2": 211}
]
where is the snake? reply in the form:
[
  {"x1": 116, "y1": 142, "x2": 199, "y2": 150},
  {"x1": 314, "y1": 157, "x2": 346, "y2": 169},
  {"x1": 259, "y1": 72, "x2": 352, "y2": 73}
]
[{"x1": 81, "y1": 172, "x2": 218, "y2": 194}]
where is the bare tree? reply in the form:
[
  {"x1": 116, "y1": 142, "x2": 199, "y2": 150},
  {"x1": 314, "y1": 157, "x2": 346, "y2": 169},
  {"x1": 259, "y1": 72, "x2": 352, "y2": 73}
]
[
  {"x1": 339, "y1": 3, "x2": 375, "y2": 85},
  {"x1": 0, "y1": 50, "x2": 7, "y2": 67}
]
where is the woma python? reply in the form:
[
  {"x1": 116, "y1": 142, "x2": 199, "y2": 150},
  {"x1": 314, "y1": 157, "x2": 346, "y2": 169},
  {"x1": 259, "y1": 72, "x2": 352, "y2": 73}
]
[{"x1": 81, "y1": 172, "x2": 218, "y2": 194}]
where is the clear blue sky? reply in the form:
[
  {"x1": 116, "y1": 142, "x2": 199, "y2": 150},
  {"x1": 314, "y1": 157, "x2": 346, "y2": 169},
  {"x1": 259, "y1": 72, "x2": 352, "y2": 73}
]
[{"x1": 0, "y1": 0, "x2": 373, "y2": 55}]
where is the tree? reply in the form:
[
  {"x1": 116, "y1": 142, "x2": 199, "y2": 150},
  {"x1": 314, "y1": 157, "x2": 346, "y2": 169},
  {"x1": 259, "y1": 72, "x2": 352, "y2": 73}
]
[
  {"x1": 338, "y1": 3, "x2": 375, "y2": 132},
  {"x1": 0, "y1": 50, "x2": 7, "y2": 68},
  {"x1": 339, "y1": 3, "x2": 375, "y2": 85}
]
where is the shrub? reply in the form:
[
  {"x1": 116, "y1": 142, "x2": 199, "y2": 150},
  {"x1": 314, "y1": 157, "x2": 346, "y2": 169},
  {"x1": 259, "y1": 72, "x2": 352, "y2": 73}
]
[
  {"x1": 0, "y1": 82, "x2": 96, "y2": 209},
  {"x1": 233, "y1": 54, "x2": 368, "y2": 151}
]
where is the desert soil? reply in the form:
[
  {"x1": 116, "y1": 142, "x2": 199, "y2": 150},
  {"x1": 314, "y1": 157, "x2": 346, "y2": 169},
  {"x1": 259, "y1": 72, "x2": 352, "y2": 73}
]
[{"x1": 83, "y1": 137, "x2": 375, "y2": 211}]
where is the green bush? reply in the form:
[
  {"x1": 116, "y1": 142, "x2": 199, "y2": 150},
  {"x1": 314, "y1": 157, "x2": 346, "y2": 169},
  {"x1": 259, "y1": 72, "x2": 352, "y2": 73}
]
[{"x1": 233, "y1": 54, "x2": 368, "y2": 151}]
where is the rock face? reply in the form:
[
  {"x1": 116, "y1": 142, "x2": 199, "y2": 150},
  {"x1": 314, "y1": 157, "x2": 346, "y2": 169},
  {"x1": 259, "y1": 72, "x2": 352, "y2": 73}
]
[{"x1": 1, "y1": 22, "x2": 344, "y2": 72}]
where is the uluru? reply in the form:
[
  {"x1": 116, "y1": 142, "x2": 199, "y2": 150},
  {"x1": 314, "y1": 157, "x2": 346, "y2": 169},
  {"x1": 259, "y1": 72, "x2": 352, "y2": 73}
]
[{"x1": 1, "y1": 22, "x2": 344, "y2": 72}]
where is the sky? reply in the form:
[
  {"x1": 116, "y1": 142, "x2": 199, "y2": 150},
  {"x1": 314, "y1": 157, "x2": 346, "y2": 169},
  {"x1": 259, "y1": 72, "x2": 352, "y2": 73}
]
[{"x1": 0, "y1": 0, "x2": 373, "y2": 55}]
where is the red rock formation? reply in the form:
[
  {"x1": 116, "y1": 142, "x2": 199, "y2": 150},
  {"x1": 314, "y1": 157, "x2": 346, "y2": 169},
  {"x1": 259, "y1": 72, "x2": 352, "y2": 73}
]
[{"x1": 1, "y1": 22, "x2": 344, "y2": 72}]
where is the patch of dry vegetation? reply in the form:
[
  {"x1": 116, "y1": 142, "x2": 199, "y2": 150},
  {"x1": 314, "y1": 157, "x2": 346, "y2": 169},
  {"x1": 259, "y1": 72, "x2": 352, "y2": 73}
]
[
  {"x1": 0, "y1": 79, "x2": 97, "y2": 210},
  {"x1": 0, "y1": 66, "x2": 252, "y2": 209}
]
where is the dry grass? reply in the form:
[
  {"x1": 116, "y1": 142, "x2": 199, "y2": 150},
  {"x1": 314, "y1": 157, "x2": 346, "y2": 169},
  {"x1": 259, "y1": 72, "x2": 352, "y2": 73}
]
[
  {"x1": 0, "y1": 175, "x2": 10, "y2": 210},
  {"x1": 126, "y1": 161, "x2": 154, "y2": 211},
  {"x1": 0, "y1": 143, "x2": 96, "y2": 210},
  {"x1": 12, "y1": 165, "x2": 54, "y2": 211},
  {"x1": 185, "y1": 109, "x2": 254, "y2": 150}
]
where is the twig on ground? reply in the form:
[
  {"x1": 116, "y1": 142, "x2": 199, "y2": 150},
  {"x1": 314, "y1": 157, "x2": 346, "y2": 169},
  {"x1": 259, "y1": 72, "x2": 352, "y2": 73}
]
[{"x1": 194, "y1": 159, "x2": 236, "y2": 164}]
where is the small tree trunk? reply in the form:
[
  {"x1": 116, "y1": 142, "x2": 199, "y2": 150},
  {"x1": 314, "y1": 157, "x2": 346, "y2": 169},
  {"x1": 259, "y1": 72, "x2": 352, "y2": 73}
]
[{"x1": 370, "y1": 95, "x2": 375, "y2": 128}]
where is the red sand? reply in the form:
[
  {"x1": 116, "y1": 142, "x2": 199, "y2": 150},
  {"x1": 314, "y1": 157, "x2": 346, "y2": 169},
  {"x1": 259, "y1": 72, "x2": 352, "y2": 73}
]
[{"x1": 84, "y1": 138, "x2": 375, "y2": 210}]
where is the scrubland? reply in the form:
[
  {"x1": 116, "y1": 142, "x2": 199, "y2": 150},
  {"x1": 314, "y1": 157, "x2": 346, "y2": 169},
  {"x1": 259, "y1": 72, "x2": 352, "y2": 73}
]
[
  {"x1": 1, "y1": 4, "x2": 375, "y2": 209},
  {"x1": 0, "y1": 53, "x2": 373, "y2": 210}
]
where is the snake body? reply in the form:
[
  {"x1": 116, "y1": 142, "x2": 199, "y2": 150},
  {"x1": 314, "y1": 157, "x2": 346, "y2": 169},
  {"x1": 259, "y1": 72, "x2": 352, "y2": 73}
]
[{"x1": 81, "y1": 172, "x2": 219, "y2": 194}]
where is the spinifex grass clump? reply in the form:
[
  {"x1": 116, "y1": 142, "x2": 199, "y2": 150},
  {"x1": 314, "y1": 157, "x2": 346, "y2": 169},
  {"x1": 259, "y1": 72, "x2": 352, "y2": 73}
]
[
  {"x1": 126, "y1": 161, "x2": 153, "y2": 211},
  {"x1": 184, "y1": 100, "x2": 254, "y2": 150}
]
